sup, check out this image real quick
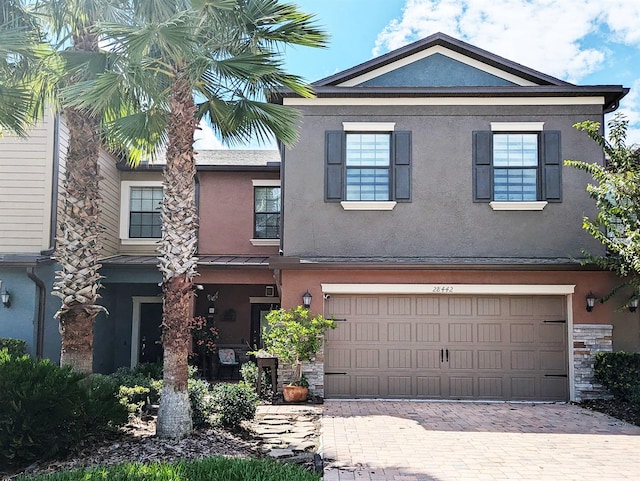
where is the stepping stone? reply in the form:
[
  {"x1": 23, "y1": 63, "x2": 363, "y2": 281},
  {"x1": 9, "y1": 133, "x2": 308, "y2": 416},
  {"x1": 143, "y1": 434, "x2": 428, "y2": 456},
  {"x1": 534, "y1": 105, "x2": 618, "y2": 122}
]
[{"x1": 267, "y1": 448, "x2": 295, "y2": 459}]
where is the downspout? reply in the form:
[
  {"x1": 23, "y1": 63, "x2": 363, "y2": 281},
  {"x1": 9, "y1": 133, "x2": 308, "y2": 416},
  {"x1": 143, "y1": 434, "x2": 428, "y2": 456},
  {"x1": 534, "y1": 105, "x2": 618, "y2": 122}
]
[
  {"x1": 42, "y1": 113, "x2": 60, "y2": 256},
  {"x1": 32, "y1": 114, "x2": 61, "y2": 358},
  {"x1": 27, "y1": 267, "x2": 46, "y2": 359}
]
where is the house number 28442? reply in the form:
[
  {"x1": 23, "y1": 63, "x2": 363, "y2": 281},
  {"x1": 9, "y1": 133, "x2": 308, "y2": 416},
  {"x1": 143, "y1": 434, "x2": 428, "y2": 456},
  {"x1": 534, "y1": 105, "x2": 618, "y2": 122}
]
[{"x1": 432, "y1": 286, "x2": 454, "y2": 293}]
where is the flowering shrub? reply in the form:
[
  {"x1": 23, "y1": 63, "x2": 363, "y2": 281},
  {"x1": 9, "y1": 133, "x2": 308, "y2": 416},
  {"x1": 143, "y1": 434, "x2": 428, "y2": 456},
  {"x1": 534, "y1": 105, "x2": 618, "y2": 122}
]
[{"x1": 190, "y1": 316, "x2": 219, "y2": 355}]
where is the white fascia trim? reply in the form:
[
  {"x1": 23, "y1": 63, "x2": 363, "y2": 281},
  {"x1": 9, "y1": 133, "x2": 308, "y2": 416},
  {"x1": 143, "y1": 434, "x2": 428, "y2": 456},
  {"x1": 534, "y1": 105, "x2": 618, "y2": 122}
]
[
  {"x1": 252, "y1": 179, "x2": 281, "y2": 187},
  {"x1": 491, "y1": 122, "x2": 545, "y2": 131},
  {"x1": 340, "y1": 201, "x2": 397, "y2": 211},
  {"x1": 338, "y1": 45, "x2": 538, "y2": 87},
  {"x1": 342, "y1": 122, "x2": 396, "y2": 132},
  {"x1": 119, "y1": 180, "x2": 163, "y2": 241},
  {"x1": 489, "y1": 201, "x2": 548, "y2": 211},
  {"x1": 321, "y1": 284, "x2": 576, "y2": 295},
  {"x1": 250, "y1": 238, "x2": 280, "y2": 246},
  {"x1": 283, "y1": 96, "x2": 606, "y2": 107}
]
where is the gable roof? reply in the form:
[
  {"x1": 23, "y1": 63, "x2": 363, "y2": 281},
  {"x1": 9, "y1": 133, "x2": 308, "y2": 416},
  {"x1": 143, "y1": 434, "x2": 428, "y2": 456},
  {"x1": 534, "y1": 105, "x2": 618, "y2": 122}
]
[
  {"x1": 314, "y1": 32, "x2": 570, "y2": 88},
  {"x1": 275, "y1": 32, "x2": 628, "y2": 113}
]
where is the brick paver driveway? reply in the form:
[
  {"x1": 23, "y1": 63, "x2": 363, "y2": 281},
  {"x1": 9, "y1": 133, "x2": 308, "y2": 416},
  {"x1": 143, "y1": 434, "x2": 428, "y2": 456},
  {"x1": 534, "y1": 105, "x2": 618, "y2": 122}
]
[{"x1": 321, "y1": 401, "x2": 640, "y2": 481}]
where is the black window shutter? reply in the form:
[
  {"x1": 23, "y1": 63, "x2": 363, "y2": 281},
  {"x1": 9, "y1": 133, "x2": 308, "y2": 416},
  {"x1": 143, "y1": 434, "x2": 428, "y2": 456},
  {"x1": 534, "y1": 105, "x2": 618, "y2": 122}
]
[
  {"x1": 473, "y1": 131, "x2": 493, "y2": 202},
  {"x1": 393, "y1": 131, "x2": 412, "y2": 202},
  {"x1": 542, "y1": 130, "x2": 562, "y2": 202},
  {"x1": 325, "y1": 131, "x2": 344, "y2": 202}
]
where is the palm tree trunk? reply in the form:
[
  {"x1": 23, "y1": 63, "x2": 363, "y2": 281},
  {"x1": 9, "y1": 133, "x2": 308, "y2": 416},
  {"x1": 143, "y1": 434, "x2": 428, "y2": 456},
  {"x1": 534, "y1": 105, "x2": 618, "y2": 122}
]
[
  {"x1": 53, "y1": 107, "x2": 103, "y2": 374},
  {"x1": 156, "y1": 69, "x2": 198, "y2": 438}
]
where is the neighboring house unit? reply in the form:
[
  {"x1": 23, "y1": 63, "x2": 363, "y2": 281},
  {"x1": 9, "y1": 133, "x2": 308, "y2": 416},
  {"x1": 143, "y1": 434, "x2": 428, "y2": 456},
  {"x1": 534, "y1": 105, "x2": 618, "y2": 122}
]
[
  {"x1": 0, "y1": 111, "x2": 121, "y2": 361},
  {"x1": 271, "y1": 32, "x2": 634, "y2": 401},
  {"x1": 96, "y1": 150, "x2": 281, "y2": 374}
]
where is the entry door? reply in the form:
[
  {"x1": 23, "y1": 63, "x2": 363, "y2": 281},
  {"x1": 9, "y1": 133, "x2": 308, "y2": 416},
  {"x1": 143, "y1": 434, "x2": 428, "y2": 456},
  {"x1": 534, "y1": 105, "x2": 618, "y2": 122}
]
[
  {"x1": 250, "y1": 303, "x2": 279, "y2": 349},
  {"x1": 139, "y1": 303, "x2": 163, "y2": 364}
]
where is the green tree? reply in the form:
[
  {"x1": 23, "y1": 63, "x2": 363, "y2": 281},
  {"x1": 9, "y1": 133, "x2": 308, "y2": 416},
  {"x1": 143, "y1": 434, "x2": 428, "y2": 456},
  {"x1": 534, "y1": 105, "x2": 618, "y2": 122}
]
[
  {"x1": 68, "y1": 0, "x2": 327, "y2": 438},
  {"x1": 0, "y1": 0, "x2": 47, "y2": 136},
  {"x1": 565, "y1": 113, "x2": 640, "y2": 304}
]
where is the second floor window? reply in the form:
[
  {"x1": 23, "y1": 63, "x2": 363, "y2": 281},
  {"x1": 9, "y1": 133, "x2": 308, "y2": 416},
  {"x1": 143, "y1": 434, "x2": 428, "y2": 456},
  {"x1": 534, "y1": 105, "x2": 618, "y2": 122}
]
[
  {"x1": 493, "y1": 133, "x2": 538, "y2": 201},
  {"x1": 254, "y1": 186, "x2": 280, "y2": 239},
  {"x1": 129, "y1": 186, "x2": 162, "y2": 238},
  {"x1": 345, "y1": 133, "x2": 391, "y2": 201}
]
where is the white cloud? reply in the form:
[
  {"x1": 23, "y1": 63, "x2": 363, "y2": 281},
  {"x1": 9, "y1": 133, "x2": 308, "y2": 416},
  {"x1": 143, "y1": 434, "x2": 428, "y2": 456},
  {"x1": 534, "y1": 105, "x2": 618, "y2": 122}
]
[
  {"x1": 193, "y1": 121, "x2": 226, "y2": 150},
  {"x1": 373, "y1": 0, "x2": 610, "y2": 82}
]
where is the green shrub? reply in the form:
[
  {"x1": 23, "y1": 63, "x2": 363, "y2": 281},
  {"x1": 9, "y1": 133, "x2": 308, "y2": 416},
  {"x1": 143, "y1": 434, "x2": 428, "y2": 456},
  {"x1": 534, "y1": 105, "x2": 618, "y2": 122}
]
[
  {"x1": 188, "y1": 378, "x2": 214, "y2": 427},
  {"x1": 211, "y1": 382, "x2": 258, "y2": 429},
  {"x1": 240, "y1": 361, "x2": 272, "y2": 399},
  {"x1": 82, "y1": 374, "x2": 129, "y2": 429},
  {"x1": 110, "y1": 362, "x2": 163, "y2": 412},
  {"x1": 0, "y1": 338, "x2": 27, "y2": 356},
  {"x1": 595, "y1": 351, "x2": 640, "y2": 403},
  {"x1": 0, "y1": 351, "x2": 125, "y2": 467},
  {"x1": 13, "y1": 457, "x2": 321, "y2": 481}
]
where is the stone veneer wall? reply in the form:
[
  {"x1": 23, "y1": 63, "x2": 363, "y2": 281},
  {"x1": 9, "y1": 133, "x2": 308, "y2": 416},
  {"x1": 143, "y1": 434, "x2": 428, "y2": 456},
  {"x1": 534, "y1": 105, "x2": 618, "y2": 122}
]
[
  {"x1": 276, "y1": 341, "x2": 325, "y2": 398},
  {"x1": 573, "y1": 324, "x2": 613, "y2": 401}
]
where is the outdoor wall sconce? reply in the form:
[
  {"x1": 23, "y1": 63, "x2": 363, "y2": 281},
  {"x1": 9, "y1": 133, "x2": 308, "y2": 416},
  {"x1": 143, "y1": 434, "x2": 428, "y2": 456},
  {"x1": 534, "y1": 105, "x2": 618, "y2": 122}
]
[
  {"x1": 302, "y1": 290, "x2": 312, "y2": 309},
  {"x1": 0, "y1": 280, "x2": 10, "y2": 308},
  {"x1": 586, "y1": 292, "x2": 596, "y2": 312},
  {"x1": 629, "y1": 295, "x2": 639, "y2": 313}
]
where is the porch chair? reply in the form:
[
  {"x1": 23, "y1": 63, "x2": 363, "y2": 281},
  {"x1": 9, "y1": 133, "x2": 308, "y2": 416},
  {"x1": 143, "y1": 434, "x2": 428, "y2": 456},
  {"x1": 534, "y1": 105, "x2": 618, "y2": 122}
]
[{"x1": 217, "y1": 348, "x2": 240, "y2": 380}]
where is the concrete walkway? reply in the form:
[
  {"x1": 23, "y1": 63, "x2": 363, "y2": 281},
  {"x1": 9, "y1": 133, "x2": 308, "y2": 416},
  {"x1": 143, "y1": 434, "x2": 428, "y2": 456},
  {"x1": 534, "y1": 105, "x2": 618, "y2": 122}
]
[{"x1": 321, "y1": 401, "x2": 640, "y2": 481}]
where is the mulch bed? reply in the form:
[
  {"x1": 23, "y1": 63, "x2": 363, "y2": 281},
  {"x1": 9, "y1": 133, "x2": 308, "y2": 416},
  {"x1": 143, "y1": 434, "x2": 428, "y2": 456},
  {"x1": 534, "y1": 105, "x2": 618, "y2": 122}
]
[{"x1": 578, "y1": 399, "x2": 640, "y2": 427}]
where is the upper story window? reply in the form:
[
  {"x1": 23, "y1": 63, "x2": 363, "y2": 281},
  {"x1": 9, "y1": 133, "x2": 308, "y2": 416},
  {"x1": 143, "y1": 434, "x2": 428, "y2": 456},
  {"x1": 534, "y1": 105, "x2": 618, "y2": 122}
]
[
  {"x1": 493, "y1": 133, "x2": 538, "y2": 201},
  {"x1": 346, "y1": 133, "x2": 391, "y2": 201},
  {"x1": 254, "y1": 186, "x2": 280, "y2": 239},
  {"x1": 120, "y1": 181, "x2": 163, "y2": 243},
  {"x1": 129, "y1": 186, "x2": 162, "y2": 238},
  {"x1": 473, "y1": 123, "x2": 561, "y2": 210},
  {"x1": 251, "y1": 179, "x2": 280, "y2": 246},
  {"x1": 325, "y1": 122, "x2": 411, "y2": 210}
]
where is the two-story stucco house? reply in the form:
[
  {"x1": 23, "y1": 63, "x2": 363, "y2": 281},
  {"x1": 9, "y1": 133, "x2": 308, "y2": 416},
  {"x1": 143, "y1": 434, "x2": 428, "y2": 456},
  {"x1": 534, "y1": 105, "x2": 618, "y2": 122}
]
[{"x1": 271, "y1": 32, "x2": 634, "y2": 402}]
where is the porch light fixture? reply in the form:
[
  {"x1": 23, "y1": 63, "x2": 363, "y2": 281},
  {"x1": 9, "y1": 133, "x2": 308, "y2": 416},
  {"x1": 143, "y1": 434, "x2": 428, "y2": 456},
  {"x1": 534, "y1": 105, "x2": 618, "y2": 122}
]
[
  {"x1": 0, "y1": 280, "x2": 10, "y2": 308},
  {"x1": 302, "y1": 290, "x2": 312, "y2": 309},
  {"x1": 629, "y1": 295, "x2": 639, "y2": 313},
  {"x1": 586, "y1": 292, "x2": 596, "y2": 312}
]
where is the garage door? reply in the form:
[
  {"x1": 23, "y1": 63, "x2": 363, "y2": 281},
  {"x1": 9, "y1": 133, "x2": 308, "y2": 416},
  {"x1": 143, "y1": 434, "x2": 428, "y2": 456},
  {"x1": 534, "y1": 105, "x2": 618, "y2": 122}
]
[{"x1": 324, "y1": 295, "x2": 567, "y2": 400}]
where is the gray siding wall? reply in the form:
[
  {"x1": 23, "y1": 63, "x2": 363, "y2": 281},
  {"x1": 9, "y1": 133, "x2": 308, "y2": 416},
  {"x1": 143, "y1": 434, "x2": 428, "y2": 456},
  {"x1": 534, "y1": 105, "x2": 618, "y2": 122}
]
[
  {"x1": 99, "y1": 150, "x2": 121, "y2": 257},
  {"x1": 283, "y1": 104, "x2": 605, "y2": 258}
]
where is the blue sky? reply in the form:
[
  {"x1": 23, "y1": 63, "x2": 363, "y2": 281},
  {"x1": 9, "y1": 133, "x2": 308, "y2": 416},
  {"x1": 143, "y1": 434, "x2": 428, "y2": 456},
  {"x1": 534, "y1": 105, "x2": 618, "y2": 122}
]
[{"x1": 195, "y1": 0, "x2": 640, "y2": 149}]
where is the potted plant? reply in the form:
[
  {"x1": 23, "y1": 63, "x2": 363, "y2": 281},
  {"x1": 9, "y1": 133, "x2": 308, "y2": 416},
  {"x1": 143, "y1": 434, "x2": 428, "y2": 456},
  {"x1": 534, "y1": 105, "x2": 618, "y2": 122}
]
[{"x1": 263, "y1": 306, "x2": 336, "y2": 402}]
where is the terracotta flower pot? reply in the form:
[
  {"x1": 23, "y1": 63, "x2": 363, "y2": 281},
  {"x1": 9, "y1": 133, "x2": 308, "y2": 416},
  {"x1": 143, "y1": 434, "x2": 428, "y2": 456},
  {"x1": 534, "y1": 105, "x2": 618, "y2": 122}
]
[{"x1": 283, "y1": 385, "x2": 309, "y2": 403}]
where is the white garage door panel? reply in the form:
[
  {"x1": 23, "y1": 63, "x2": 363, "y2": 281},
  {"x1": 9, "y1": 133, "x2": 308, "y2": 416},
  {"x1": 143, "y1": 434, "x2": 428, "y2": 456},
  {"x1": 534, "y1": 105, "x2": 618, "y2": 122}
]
[{"x1": 324, "y1": 295, "x2": 568, "y2": 401}]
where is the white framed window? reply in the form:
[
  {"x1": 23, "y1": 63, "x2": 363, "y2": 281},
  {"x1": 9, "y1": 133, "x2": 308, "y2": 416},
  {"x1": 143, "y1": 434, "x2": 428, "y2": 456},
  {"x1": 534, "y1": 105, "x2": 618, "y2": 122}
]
[
  {"x1": 251, "y1": 179, "x2": 280, "y2": 246},
  {"x1": 120, "y1": 181, "x2": 163, "y2": 244}
]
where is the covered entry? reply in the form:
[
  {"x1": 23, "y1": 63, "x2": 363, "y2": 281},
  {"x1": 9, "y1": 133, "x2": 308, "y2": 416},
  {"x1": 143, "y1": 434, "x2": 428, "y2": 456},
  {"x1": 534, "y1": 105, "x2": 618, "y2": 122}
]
[{"x1": 323, "y1": 288, "x2": 569, "y2": 401}]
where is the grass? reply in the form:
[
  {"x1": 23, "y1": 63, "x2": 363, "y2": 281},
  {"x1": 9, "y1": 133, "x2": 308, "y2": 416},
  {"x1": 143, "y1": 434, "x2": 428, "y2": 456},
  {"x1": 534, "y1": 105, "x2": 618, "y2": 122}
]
[{"x1": 12, "y1": 457, "x2": 321, "y2": 481}]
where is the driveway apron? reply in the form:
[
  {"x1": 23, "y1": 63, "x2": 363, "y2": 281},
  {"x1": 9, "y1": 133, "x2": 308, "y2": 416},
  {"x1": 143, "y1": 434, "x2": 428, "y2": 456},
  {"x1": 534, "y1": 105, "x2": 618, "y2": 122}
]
[{"x1": 321, "y1": 401, "x2": 640, "y2": 481}]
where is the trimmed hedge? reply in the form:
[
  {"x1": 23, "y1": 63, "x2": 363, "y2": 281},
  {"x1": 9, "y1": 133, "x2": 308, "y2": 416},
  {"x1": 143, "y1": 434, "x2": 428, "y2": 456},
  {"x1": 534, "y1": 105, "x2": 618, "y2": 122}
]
[{"x1": 594, "y1": 351, "x2": 640, "y2": 403}]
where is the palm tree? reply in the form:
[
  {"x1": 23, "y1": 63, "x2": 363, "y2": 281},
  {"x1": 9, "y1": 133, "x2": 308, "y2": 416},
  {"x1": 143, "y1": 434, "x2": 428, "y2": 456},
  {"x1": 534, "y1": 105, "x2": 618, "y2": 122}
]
[
  {"x1": 0, "y1": 0, "x2": 47, "y2": 136},
  {"x1": 68, "y1": 0, "x2": 327, "y2": 437},
  {"x1": 33, "y1": 0, "x2": 128, "y2": 373}
]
